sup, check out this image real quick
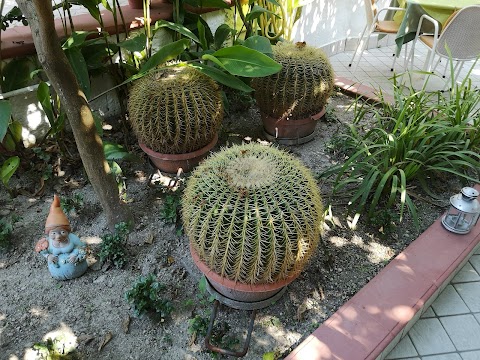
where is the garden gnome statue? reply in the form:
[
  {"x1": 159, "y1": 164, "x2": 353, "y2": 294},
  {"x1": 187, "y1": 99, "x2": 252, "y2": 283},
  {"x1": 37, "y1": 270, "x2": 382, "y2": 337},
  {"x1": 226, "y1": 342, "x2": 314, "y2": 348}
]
[{"x1": 35, "y1": 195, "x2": 88, "y2": 280}]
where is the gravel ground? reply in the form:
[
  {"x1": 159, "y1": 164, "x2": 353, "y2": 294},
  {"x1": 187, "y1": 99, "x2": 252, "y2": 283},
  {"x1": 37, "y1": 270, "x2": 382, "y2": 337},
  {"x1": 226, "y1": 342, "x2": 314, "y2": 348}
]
[{"x1": 0, "y1": 91, "x2": 454, "y2": 360}]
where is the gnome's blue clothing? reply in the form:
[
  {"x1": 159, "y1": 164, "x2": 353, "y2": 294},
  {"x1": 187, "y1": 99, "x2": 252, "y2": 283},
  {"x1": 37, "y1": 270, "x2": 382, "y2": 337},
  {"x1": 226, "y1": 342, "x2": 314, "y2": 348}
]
[{"x1": 40, "y1": 233, "x2": 88, "y2": 280}]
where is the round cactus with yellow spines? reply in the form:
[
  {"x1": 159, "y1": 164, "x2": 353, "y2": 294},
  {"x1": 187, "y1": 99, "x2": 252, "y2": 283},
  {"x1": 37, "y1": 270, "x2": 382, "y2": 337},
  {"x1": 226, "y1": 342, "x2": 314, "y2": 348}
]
[
  {"x1": 252, "y1": 42, "x2": 334, "y2": 119},
  {"x1": 127, "y1": 66, "x2": 223, "y2": 154},
  {"x1": 182, "y1": 143, "x2": 324, "y2": 285}
]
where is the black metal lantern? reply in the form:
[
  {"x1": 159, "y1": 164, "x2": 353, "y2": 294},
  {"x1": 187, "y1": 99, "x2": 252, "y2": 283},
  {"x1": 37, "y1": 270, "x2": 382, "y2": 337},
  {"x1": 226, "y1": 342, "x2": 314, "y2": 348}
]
[{"x1": 442, "y1": 187, "x2": 480, "y2": 234}]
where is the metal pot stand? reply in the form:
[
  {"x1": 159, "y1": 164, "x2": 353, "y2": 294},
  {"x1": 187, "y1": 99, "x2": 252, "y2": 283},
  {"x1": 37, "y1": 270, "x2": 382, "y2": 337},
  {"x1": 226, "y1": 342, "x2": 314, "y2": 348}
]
[
  {"x1": 204, "y1": 277, "x2": 288, "y2": 357},
  {"x1": 263, "y1": 129, "x2": 317, "y2": 146}
]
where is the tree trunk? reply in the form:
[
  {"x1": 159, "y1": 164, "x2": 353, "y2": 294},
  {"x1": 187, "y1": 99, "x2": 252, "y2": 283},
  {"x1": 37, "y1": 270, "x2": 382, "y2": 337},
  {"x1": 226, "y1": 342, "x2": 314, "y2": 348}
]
[{"x1": 16, "y1": 0, "x2": 132, "y2": 230}]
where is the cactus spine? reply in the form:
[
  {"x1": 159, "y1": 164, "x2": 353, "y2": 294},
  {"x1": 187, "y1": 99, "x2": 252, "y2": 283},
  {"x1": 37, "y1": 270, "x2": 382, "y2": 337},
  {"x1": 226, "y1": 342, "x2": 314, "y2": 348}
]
[
  {"x1": 128, "y1": 66, "x2": 223, "y2": 154},
  {"x1": 182, "y1": 143, "x2": 323, "y2": 285},
  {"x1": 252, "y1": 42, "x2": 334, "y2": 119}
]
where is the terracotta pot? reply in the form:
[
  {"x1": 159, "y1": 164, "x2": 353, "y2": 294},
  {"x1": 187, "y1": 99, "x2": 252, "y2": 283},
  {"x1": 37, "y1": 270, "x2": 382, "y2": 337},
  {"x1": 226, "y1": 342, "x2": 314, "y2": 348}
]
[
  {"x1": 139, "y1": 133, "x2": 218, "y2": 174},
  {"x1": 262, "y1": 108, "x2": 326, "y2": 145},
  {"x1": 128, "y1": 0, "x2": 144, "y2": 9},
  {"x1": 190, "y1": 243, "x2": 299, "y2": 304}
]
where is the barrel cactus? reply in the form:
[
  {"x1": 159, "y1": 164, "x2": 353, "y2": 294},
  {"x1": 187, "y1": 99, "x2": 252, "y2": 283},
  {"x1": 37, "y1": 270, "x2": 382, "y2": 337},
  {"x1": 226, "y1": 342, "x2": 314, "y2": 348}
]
[
  {"x1": 252, "y1": 42, "x2": 334, "y2": 119},
  {"x1": 127, "y1": 66, "x2": 224, "y2": 154},
  {"x1": 182, "y1": 143, "x2": 324, "y2": 285}
]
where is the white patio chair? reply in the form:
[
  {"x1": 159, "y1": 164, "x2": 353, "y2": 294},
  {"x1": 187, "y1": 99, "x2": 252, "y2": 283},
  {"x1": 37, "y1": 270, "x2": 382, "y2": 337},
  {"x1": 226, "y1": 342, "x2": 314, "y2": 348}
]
[
  {"x1": 349, "y1": 0, "x2": 406, "y2": 72},
  {"x1": 408, "y1": 5, "x2": 480, "y2": 85}
]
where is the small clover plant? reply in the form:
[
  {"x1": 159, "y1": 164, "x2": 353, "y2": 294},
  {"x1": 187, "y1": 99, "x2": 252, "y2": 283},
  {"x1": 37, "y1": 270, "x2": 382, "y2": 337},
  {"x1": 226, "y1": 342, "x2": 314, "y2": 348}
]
[{"x1": 0, "y1": 215, "x2": 18, "y2": 250}]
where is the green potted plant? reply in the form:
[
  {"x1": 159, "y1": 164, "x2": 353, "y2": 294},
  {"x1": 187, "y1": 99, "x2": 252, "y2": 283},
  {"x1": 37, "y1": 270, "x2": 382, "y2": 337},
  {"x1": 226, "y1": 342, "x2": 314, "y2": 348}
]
[
  {"x1": 252, "y1": 42, "x2": 335, "y2": 145},
  {"x1": 128, "y1": 65, "x2": 224, "y2": 173},
  {"x1": 182, "y1": 143, "x2": 324, "y2": 304}
]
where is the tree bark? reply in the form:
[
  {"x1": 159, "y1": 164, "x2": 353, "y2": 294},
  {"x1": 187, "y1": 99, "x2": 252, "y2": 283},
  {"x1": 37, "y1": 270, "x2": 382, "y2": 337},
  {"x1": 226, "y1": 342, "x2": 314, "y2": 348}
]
[{"x1": 16, "y1": 0, "x2": 132, "y2": 230}]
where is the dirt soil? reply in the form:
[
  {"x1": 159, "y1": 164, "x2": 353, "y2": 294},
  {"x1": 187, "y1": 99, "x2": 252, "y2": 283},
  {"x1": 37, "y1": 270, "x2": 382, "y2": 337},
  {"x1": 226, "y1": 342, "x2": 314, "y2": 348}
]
[{"x1": 0, "y1": 91, "x2": 456, "y2": 360}]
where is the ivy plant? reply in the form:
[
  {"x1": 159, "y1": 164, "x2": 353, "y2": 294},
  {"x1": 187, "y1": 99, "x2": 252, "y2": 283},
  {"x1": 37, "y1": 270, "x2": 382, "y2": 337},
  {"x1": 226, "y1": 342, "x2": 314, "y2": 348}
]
[
  {"x1": 125, "y1": 274, "x2": 173, "y2": 320},
  {"x1": 99, "y1": 222, "x2": 130, "y2": 268}
]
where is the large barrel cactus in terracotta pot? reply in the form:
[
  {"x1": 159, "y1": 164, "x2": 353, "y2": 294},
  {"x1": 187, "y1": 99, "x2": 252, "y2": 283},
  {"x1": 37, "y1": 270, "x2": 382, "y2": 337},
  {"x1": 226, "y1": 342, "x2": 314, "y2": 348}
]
[
  {"x1": 252, "y1": 42, "x2": 334, "y2": 144},
  {"x1": 128, "y1": 66, "x2": 224, "y2": 173},
  {"x1": 182, "y1": 143, "x2": 324, "y2": 302}
]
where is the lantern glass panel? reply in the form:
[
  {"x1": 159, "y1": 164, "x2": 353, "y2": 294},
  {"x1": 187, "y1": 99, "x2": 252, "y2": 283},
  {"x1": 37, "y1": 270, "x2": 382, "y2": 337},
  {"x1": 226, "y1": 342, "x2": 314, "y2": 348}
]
[{"x1": 442, "y1": 207, "x2": 476, "y2": 234}]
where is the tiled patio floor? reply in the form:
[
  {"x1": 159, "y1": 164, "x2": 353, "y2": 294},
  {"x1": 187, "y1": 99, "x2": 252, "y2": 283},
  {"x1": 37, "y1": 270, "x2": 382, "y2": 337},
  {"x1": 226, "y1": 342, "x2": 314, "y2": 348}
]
[
  {"x1": 328, "y1": 44, "x2": 480, "y2": 360},
  {"x1": 330, "y1": 40, "x2": 480, "y2": 96},
  {"x1": 385, "y1": 247, "x2": 480, "y2": 360}
]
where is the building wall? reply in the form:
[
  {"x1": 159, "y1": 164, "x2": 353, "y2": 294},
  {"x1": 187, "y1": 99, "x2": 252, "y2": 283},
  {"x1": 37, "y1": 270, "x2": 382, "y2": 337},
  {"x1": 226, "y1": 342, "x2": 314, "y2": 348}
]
[{"x1": 291, "y1": 0, "x2": 393, "y2": 54}]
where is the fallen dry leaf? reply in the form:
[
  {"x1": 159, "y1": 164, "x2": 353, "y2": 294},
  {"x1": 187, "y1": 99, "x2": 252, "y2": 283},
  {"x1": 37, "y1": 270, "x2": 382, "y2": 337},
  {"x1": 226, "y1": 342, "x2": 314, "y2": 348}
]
[
  {"x1": 122, "y1": 315, "x2": 130, "y2": 334},
  {"x1": 77, "y1": 334, "x2": 95, "y2": 345},
  {"x1": 98, "y1": 332, "x2": 113, "y2": 351},
  {"x1": 188, "y1": 332, "x2": 196, "y2": 346},
  {"x1": 296, "y1": 302, "x2": 308, "y2": 321},
  {"x1": 296, "y1": 298, "x2": 314, "y2": 321},
  {"x1": 144, "y1": 232, "x2": 154, "y2": 245}
]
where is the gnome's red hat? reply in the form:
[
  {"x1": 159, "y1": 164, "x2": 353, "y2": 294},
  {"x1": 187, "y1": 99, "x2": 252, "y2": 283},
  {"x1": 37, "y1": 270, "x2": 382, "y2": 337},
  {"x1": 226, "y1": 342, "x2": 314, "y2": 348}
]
[{"x1": 45, "y1": 195, "x2": 71, "y2": 234}]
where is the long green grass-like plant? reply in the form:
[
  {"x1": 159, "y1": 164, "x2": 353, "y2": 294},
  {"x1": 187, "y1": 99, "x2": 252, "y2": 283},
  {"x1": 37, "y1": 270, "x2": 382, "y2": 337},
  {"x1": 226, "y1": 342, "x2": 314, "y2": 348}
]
[
  {"x1": 439, "y1": 66, "x2": 480, "y2": 152},
  {"x1": 320, "y1": 74, "x2": 480, "y2": 228}
]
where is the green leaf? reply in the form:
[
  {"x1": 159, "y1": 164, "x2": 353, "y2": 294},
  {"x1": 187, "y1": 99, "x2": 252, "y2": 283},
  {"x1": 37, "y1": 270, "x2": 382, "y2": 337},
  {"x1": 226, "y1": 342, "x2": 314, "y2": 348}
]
[
  {"x1": 1, "y1": 156, "x2": 20, "y2": 186},
  {"x1": 117, "y1": 33, "x2": 147, "y2": 53},
  {"x1": 1, "y1": 58, "x2": 33, "y2": 92},
  {"x1": 183, "y1": 0, "x2": 230, "y2": 9},
  {"x1": 198, "y1": 276, "x2": 207, "y2": 294},
  {"x1": 245, "y1": 5, "x2": 280, "y2": 22},
  {"x1": 139, "y1": 39, "x2": 190, "y2": 74},
  {"x1": 0, "y1": 100, "x2": 12, "y2": 142},
  {"x1": 62, "y1": 31, "x2": 96, "y2": 49},
  {"x1": 369, "y1": 166, "x2": 398, "y2": 217},
  {"x1": 265, "y1": 0, "x2": 281, "y2": 6},
  {"x1": 243, "y1": 35, "x2": 273, "y2": 56},
  {"x1": 214, "y1": 24, "x2": 233, "y2": 50},
  {"x1": 154, "y1": 20, "x2": 200, "y2": 44},
  {"x1": 37, "y1": 82, "x2": 55, "y2": 126},
  {"x1": 404, "y1": 194, "x2": 418, "y2": 228},
  {"x1": 82, "y1": 43, "x2": 119, "y2": 70},
  {"x1": 29, "y1": 69, "x2": 44, "y2": 80},
  {"x1": 109, "y1": 160, "x2": 122, "y2": 176},
  {"x1": 100, "y1": 0, "x2": 113, "y2": 12},
  {"x1": 202, "y1": 54, "x2": 227, "y2": 70},
  {"x1": 52, "y1": 113, "x2": 66, "y2": 134},
  {"x1": 93, "y1": 112, "x2": 103, "y2": 136},
  {"x1": 2, "y1": 134, "x2": 15, "y2": 152},
  {"x1": 263, "y1": 352, "x2": 276, "y2": 360},
  {"x1": 73, "y1": 0, "x2": 101, "y2": 22},
  {"x1": 64, "y1": 47, "x2": 91, "y2": 99},
  {"x1": 198, "y1": 16, "x2": 214, "y2": 48},
  {"x1": 189, "y1": 63, "x2": 253, "y2": 92},
  {"x1": 9, "y1": 120, "x2": 22, "y2": 143},
  {"x1": 104, "y1": 141, "x2": 137, "y2": 161},
  {"x1": 197, "y1": 19, "x2": 208, "y2": 50},
  {"x1": 207, "y1": 46, "x2": 281, "y2": 77}
]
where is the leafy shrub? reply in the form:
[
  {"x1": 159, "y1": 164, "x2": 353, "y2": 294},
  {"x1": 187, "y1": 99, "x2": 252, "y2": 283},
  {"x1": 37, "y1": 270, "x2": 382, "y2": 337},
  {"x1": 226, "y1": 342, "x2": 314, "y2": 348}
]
[
  {"x1": 0, "y1": 215, "x2": 18, "y2": 250},
  {"x1": 125, "y1": 274, "x2": 173, "y2": 320},
  {"x1": 320, "y1": 77, "x2": 480, "y2": 227},
  {"x1": 98, "y1": 222, "x2": 129, "y2": 268},
  {"x1": 188, "y1": 314, "x2": 239, "y2": 358},
  {"x1": 60, "y1": 193, "x2": 84, "y2": 215},
  {"x1": 188, "y1": 315, "x2": 209, "y2": 337},
  {"x1": 160, "y1": 192, "x2": 181, "y2": 225}
]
